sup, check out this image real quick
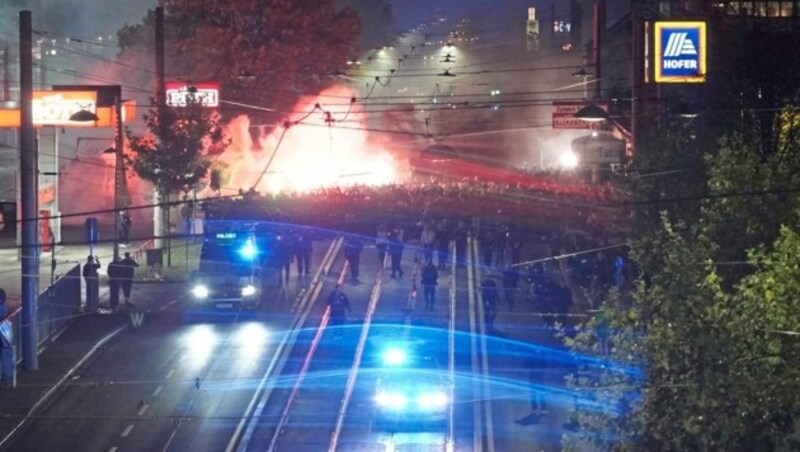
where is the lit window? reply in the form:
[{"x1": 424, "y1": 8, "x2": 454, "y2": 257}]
[
  {"x1": 780, "y1": 1, "x2": 793, "y2": 16},
  {"x1": 754, "y1": 2, "x2": 767, "y2": 16},
  {"x1": 740, "y1": 1, "x2": 754, "y2": 15},
  {"x1": 727, "y1": 2, "x2": 741, "y2": 14},
  {"x1": 528, "y1": 7, "x2": 536, "y2": 22}
]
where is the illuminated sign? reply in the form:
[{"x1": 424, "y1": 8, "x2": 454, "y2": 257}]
[
  {"x1": 654, "y1": 21, "x2": 706, "y2": 83},
  {"x1": 215, "y1": 232, "x2": 237, "y2": 240},
  {"x1": 552, "y1": 102, "x2": 608, "y2": 130},
  {"x1": 553, "y1": 21, "x2": 571, "y2": 33},
  {"x1": 165, "y1": 82, "x2": 220, "y2": 107},
  {"x1": 32, "y1": 91, "x2": 97, "y2": 126}
]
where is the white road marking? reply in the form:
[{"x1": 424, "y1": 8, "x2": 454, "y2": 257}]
[
  {"x1": 109, "y1": 447, "x2": 118, "y2": 452},
  {"x1": 153, "y1": 385, "x2": 163, "y2": 397},
  {"x1": 166, "y1": 369, "x2": 176, "y2": 379},
  {"x1": 121, "y1": 424, "x2": 135, "y2": 437},
  {"x1": 138, "y1": 404, "x2": 150, "y2": 416}
]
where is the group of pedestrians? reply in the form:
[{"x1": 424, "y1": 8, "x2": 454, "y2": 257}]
[
  {"x1": 272, "y1": 230, "x2": 314, "y2": 286},
  {"x1": 82, "y1": 252, "x2": 139, "y2": 312}
]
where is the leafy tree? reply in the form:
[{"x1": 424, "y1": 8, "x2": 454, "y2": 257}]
[
  {"x1": 118, "y1": 0, "x2": 360, "y2": 121},
  {"x1": 126, "y1": 94, "x2": 227, "y2": 246}
]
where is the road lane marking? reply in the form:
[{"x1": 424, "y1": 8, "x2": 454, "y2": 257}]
[
  {"x1": 121, "y1": 425, "x2": 135, "y2": 438},
  {"x1": 153, "y1": 385, "x2": 163, "y2": 397},
  {"x1": 138, "y1": 404, "x2": 150, "y2": 416},
  {"x1": 166, "y1": 369, "x2": 176, "y2": 379},
  {"x1": 109, "y1": 447, "x2": 118, "y2": 452}
]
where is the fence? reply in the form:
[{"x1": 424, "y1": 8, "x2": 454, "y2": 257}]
[{"x1": 6, "y1": 263, "x2": 81, "y2": 368}]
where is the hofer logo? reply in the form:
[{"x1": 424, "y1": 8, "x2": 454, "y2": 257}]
[{"x1": 655, "y1": 21, "x2": 707, "y2": 83}]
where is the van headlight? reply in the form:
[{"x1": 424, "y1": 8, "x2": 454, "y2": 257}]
[
  {"x1": 192, "y1": 284, "x2": 209, "y2": 299},
  {"x1": 241, "y1": 284, "x2": 257, "y2": 297}
]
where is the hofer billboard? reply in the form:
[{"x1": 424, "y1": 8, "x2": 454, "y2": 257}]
[{"x1": 654, "y1": 21, "x2": 707, "y2": 83}]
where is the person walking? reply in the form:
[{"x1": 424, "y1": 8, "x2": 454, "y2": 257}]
[
  {"x1": 420, "y1": 260, "x2": 439, "y2": 311},
  {"x1": 326, "y1": 285, "x2": 351, "y2": 338},
  {"x1": 435, "y1": 224, "x2": 450, "y2": 270},
  {"x1": 388, "y1": 228, "x2": 404, "y2": 279},
  {"x1": 107, "y1": 257, "x2": 124, "y2": 311},
  {"x1": 376, "y1": 224, "x2": 389, "y2": 266},
  {"x1": 293, "y1": 231, "x2": 312, "y2": 277},
  {"x1": 481, "y1": 277, "x2": 499, "y2": 332},
  {"x1": 82, "y1": 255, "x2": 101, "y2": 312},
  {"x1": 343, "y1": 235, "x2": 363, "y2": 282},
  {"x1": 502, "y1": 265, "x2": 520, "y2": 312},
  {"x1": 119, "y1": 252, "x2": 139, "y2": 308},
  {"x1": 420, "y1": 223, "x2": 436, "y2": 264},
  {"x1": 273, "y1": 234, "x2": 292, "y2": 286},
  {"x1": 120, "y1": 210, "x2": 132, "y2": 246}
]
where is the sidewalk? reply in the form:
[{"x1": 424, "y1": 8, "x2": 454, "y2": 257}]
[
  {"x1": 0, "y1": 225, "x2": 153, "y2": 312},
  {"x1": 0, "y1": 280, "x2": 185, "y2": 443}
]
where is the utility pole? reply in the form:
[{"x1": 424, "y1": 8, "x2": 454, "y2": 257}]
[
  {"x1": 153, "y1": 6, "x2": 166, "y2": 253},
  {"x1": 19, "y1": 10, "x2": 39, "y2": 371},
  {"x1": 630, "y1": 0, "x2": 642, "y2": 155},
  {"x1": 112, "y1": 94, "x2": 124, "y2": 262}
]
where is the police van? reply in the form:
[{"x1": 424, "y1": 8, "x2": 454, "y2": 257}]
[{"x1": 190, "y1": 221, "x2": 269, "y2": 309}]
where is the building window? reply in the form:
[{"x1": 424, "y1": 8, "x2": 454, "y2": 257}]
[
  {"x1": 528, "y1": 7, "x2": 536, "y2": 22},
  {"x1": 740, "y1": 1, "x2": 754, "y2": 15},
  {"x1": 726, "y1": 2, "x2": 741, "y2": 14},
  {"x1": 780, "y1": 1, "x2": 793, "y2": 16},
  {"x1": 767, "y1": 1, "x2": 780, "y2": 15},
  {"x1": 754, "y1": 1, "x2": 768, "y2": 15}
]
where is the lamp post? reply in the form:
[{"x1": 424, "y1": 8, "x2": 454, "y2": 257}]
[{"x1": 70, "y1": 97, "x2": 126, "y2": 262}]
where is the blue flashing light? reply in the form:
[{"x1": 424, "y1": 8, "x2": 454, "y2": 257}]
[
  {"x1": 239, "y1": 239, "x2": 258, "y2": 260},
  {"x1": 382, "y1": 347, "x2": 407, "y2": 367}
]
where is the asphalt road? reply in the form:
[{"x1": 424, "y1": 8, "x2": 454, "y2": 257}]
[{"x1": 4, "y1": 225, "x2": 596, "y2": 452}]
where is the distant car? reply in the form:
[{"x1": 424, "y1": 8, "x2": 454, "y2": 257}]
[{"x1": 372, "y1": 342, "x2": 451, "y2": 429}]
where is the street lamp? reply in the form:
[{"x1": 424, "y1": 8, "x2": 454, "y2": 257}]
[{"x1": 574, "y1": 104, "x2": 610, "y2": 122}]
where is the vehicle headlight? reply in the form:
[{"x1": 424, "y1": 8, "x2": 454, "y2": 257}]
[
  {"x1": 417, "y1": 391, "x2": 449, "y2": 409},
  {"x1": 192, "y1": 284, "x2": 209, "y2": 299},
  {"x1": 375, "y1": 391, "x2": 406, "y2": 410},
  {"x1": 241, "y1": 284, "x2": 257, "y2": 297}
]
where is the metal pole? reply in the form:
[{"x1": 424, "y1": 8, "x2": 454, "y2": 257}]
[
  {"x1": 112, "y1": 95, "x2": 123, "y2": 262},
  {"x1": 19, "y1": 10, "x2": 39, "y2": 371},
  {"x1": 53, "y1": 126, "x2": 59, "y2": 244},
  {"x1": 153, "y1": 6, "x2": 165, "y2": 251}
]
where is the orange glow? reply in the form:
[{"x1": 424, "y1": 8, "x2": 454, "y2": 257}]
[
  {"x1": 0, "y1": 98, "x2": 135, "y2": 128},
  {"x1": 214, "y1": 86, "x2": 406, "y2": 195}
]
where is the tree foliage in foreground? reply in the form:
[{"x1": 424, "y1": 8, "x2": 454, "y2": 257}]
[{"x1": 564, "y1": 107, "x2": 800, "y2": 450}]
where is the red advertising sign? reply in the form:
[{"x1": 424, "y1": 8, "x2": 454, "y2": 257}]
[
  {"x1": 552, "y1": 101, "x2": 608, "y2": 130},
  {"x1": 165, "y1": 82, "x2": 220, "y2": 108}
]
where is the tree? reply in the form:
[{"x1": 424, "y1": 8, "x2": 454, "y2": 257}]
[
  {"x1": 117, "y1": 0, "x2": 360, "y2": 122},
  {"x1": 564, "y1": 103, "x2": 800, "y2": 449},
  {"x1": 126, "y1": 94, "x2": 227, "y2": 257}
]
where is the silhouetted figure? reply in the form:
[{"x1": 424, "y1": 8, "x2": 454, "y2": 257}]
[
  {"x1": 120, "y1": 210, "x2": 132, "y2": 245},
  {"x1": 388, "y1": 229, "x2": 404, "y2": 279},
  {"x1": 326, "y1": 285, "x2": 351, "y2": 338},
  {"x1": 82, "y1": 255, "x2": 101, "y2": 311},
  {"x1": 420, "y1": 261, "x2": 439, "y2": 310},
  {"x1": 119, "y1": 252, "x2": 139, "y2": 307},
  {"x1": 293, "y1": 231, "x2": 312, "y2": 277},
  {"x1": 107, "y1": 258, "x2": 124, "y2": 310},
  {"x1": 343, "y1": 235, "x2": 363, "y2": 282}
]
